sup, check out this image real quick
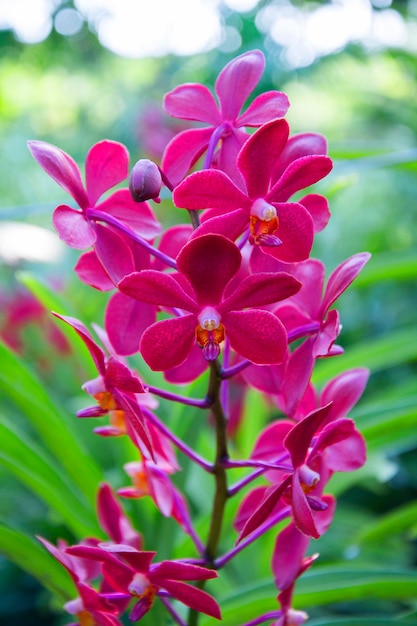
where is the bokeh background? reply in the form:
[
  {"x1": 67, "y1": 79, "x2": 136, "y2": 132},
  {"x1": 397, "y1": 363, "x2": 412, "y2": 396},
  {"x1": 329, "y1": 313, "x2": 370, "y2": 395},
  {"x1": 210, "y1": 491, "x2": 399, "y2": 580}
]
[{"x1": 1, "y1": 1, "x2": 416, "y2": 624}]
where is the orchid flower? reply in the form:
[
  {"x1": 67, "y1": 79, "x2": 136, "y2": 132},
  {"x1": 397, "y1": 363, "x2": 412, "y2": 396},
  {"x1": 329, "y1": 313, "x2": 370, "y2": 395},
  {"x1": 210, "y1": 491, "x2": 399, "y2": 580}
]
[
  {"x1": 173, "y1": 119, "x2": 332, "y2": 262},
  {"x1": 162, "y1": 49, "x2": 290, "y2": 185},
  {"x1": 118, "y1": 233, "x2": 301, "y2": 371},
  {"x1": 27, "y1": 139, "x2": 161, "y2": 249}
]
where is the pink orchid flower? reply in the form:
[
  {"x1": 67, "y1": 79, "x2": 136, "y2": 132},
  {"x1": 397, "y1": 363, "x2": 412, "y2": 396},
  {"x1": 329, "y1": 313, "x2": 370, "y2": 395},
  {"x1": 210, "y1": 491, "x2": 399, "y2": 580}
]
[
  {"x1": 27, "y1": 139, "x2": 161, "y2": 249},
  {"x1": 162, "y1": 49, "x2": 290, "y2": 185},
  {"x1": 173, "y1": 118, "x2": 333, "y2": 262},
  {"x1": 238, "y1": 401, "x2": 365, "y2": 540},
  {"x1": 67, "y1": 544, "x2": 221, "y2": 621},
  {"x1": 118, "y1": 233, "x2": 301, "y2": 371},
  {"x1": 53, "y1": 313, "x2": 154, "y2": 458},
  {"x1": 37, "y1": 536, "x2": 129, "y2": 626}
]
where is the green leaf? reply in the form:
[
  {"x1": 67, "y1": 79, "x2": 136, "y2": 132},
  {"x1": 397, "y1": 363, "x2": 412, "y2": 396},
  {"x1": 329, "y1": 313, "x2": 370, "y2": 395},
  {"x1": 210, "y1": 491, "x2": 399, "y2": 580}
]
[
  {"x1": 203, "y1": 566, "x2": 417, "y2": 626},
  {"x1": 0, "y1": 522, "x2": 74, "y2": 602},
  {"x1": 313, "y1": 326, "x2": 417, "y2": 386},
  {"x1": 354, "y1": 500, "x2": 417, "y2": 545},
  {"x1": 0, "y1": 340, "x2": 102, "y2": 503},
  {"x1": 0, "y1": 416, "x2": 100, "y2": 536}
]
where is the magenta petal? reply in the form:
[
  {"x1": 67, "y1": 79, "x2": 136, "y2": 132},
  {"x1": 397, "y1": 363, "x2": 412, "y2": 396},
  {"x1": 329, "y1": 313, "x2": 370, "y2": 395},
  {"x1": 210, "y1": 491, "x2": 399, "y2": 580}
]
[
  {"x1": 264, "y1": 202, "x2": 314, "y2": 263},
  {"x1": 238, "y1": 119, "x2": 289, "y2": 198},
  {"x1": 27, "y1": 140, "x2": 88, "y2": 208},
  {"x1": 313, "y1": 309, "x2": 340, "y2": 357},
  {"x1": 251, "y1": 420, "x2": 294, "y2": 461},
  {"x1": 53, "y1": 205, "x2": 96, "y2": 249},
  {"x1": 280, "y1": 338, "x2": 315, "y2": 417},
  {"x1": 75, "y1": 251, "x2": 115, "y2": 291},
  {"x1": 291, "y1": 473, "x2": 320, "y2": 538},
  {"x1": 220, "y1": 272, "x2": 301, "y2": 312},
  {"x1": 321, "y1": 368, "x2": 370, "y2": 422},
  {"x1": 325, "y1": 430, "x2": 367, "y2": 471},
  {"x1": 237, "y1": 91, "x2": 290, "y2": 127},
  {"x1": 271, "y1": 132, "x2": 328, "y2": 182},
  {"x1": 321, "y1": 252, "x2": 371, "y2": 314},
  {"x1": 157, "y1": 579, "x2": 221, "y2": 619},
  {"x1": 140, "y1": 315, "x2": 197, "y2": 371},
  {"x1": 193, "y1": 209, "x2": 248, "y2": 242},
  {"x1": 151, "y1": 561, "x2": 217, "y2": 582},
  {"x1": 177, "y1": 234, "x2": 241, "y2": 305},
  {"x1": 164, "y1": 343, "x2": 208, "y2": 384},
  {"x1": 272, "y1": 522, "x2": 309, "y2": 591},
  {"x1": 173, "y1": 168, "x2": 249, "y2": 212},
  {"x1": 105, "y1": 292, "x2": 156, "y2": 356},
  {"x1": 216, "y1": 49, "x2": 265, "y2": 121},
  {"x1": 163, "y1": 83, "x2": 221, "y2": 124},
  {"x1": 223, "y1": 309, "x2": 288, "y2": 365},
  {"x1": 98, "y1": 189, "x2": 161, "y2": 240},
  {"x1": 238, "y1": 476, "x2": 292, "y2": 543},
  {"x1": 93, "y1": 224, "x2": 135, "y2": 286},
  {"x1": 118, "y1": 270, "x2": 197, "y2": 311},
  {"x1": 268, "y1": 155, "x2": 333, "y2": 203},
  {"x1": 162, "y1": 127, "x2": 214, "y2": 187},
  {"x1": 85, "y1": 140, "x2": 129, "y2": 205},
  {"x1": 97, "y1": 484, "x2": 141, "y2": 548},
  {"x1": 299, "y1": 193, "x2": 331, "y2": 233},
  {"x1": 105, "y1": 357, "x2": 144, "y2": 393},
  {"x1": 52, "y1": 313, "x2": 106, "y2": 375},
  {"x1": 284, "y1": 403, "x2": 333, "y2": 469}
]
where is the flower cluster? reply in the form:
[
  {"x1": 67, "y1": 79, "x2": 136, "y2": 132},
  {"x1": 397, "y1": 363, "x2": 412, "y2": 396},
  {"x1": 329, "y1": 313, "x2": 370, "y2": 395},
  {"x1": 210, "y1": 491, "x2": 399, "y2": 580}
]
[{"x1": 29, "y1": 50, "x2": 370, "y2": 626}]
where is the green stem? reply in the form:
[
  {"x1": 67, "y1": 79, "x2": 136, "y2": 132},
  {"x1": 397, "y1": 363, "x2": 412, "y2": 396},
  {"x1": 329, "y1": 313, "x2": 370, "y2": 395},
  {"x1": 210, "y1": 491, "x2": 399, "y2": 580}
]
[{"x1": 187, "y1": 360, "x2": 229, "y2": 626}]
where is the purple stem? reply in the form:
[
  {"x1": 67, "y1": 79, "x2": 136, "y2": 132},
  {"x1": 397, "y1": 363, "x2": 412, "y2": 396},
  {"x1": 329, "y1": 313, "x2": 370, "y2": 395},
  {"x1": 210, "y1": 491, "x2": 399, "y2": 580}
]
[
  {"x1": 214, "y1": 506, "x2": 291, "y2": 569},
  {"x1": 159, "y1": 594, "x2": 187, "y2": 626},
  {"x1": 241, "y1": 611, "x2": 283, "y2": 626},
  {"x1": 142, "y1": 407, "x2": 213, "y2": 472},
  {"x1": 222, "y1": 458, "x2": 293, "y2": 473},
  {"x1": 227, "y1": 452, "x2": 291, "y2": 497},
  {"x1": 203, "y1": 123, "x2": 230, "y2": 169},
  {"x1": 146, "y1": 384, "x2": 212, "y2": 409},
  {"x1": 86, "y1": 208, "x2": 177, "y2": 269}
]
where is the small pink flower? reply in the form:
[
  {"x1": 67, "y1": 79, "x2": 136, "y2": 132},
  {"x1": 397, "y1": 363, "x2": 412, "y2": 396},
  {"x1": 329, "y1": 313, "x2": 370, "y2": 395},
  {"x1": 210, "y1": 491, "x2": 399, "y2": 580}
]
[
  {"x1": 162, "y1": 49, "x2": 290, "y2": 185},
  {"x1": 28, "y1": 139, "x2": 161, "y2": 249}
]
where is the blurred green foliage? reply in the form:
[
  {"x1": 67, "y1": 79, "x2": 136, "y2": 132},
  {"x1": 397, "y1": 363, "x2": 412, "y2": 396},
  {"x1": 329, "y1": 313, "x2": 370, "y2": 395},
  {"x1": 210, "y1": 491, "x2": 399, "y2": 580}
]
[{"x1": 1, "y1": 1, "x2": 416, "y2": 624}]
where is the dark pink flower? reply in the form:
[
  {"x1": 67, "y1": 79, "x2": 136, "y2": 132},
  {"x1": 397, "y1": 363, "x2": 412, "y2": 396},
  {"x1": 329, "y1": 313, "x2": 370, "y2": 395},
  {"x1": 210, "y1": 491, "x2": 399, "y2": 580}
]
[
  {"x1": 27, "y1": 139, "x2": 161, "y2": 249},
  {"x1": 162, "y1": 49, "x2": 290, "y2": 185},
  {"x1": 173, "y1": 119, "x2": 332, "y2": 262},
  {"x1": 118, "y1": 234, "x2": 301, "y2": 370},
  {"x1": 53, "y1": 313, "x2": 154, "y2": 457},
  {"x1": 67, "y1": 544, "x2": 221, "y2": 621}
]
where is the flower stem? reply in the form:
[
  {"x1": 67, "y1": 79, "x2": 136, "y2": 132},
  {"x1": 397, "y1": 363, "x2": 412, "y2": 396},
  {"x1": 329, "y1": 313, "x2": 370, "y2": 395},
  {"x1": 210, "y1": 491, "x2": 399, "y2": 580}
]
[{"x1": 187, "y1": 359, "x2": 229, "y2": 626}]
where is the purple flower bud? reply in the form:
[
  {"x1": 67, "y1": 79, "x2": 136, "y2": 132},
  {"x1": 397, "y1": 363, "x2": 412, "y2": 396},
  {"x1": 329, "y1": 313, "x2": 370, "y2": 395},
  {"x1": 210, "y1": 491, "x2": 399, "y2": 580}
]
[{"x1": 129, "y1": 159, "x2": 162, "y2": 203}]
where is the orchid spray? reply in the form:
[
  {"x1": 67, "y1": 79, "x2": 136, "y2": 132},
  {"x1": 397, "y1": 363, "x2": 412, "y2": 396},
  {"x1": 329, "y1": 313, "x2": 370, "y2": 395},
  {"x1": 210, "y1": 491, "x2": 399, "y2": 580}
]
[{"x1": 28, "y1": 50, "x2": 370, "y2": 626}]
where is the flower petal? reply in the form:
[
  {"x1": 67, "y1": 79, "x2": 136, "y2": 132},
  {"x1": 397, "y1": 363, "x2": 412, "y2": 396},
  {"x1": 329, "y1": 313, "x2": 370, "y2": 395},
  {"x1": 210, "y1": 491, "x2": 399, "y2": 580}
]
[
  {"x1": 237, "y1": 91, "x2": 290, "y2": 127},
  {"x1": 284, "y1": 403, "x2": 333, "y2": 469},
  {"x1": 291, "y1": 472, "x2": 320, "y2": 538},
  {"x1": 299, "y1": 193, "x2": 331, "y2": 233},
  {"x1": 53, "y1": 205, "x2": 96, "y2": 249},
  {"x1": 164, "y1": 83, "x2": 221, "y2": 124},
  {"x1": 52, "y1": 313, "x2": 106, "y2": 375},
  {"x1": 158, "y1": 579, "x2": 221, "y2": 619},
  {"x1": 220, "y1": 272, "x2": 301, "y2": 312},
  {"x1": 162, "y1": 127, "x2": 213, "y2": 187},
  {"x1": 321, "y1": 252, "x2": 371, "y2": 314},
  {"x1": 27, "y1": 140, "x2": 88, "y2": 208},
  {"x1": 216, "y1": 49, "x2": 265, "y2": 121},
  {"x1": 173, "y1": 168, "x2": 249, "y2": 212},
  {"x1": 75, "y1": 251, "x2": 115, "y2": 291},
  {"x1": 105, "y1": 292, "x2": 156, "y2": 356},
  {"x1": 271, "y1": 132, "x2": 328, "y2": 182},
  {"x1": 223, "y1": 309, "x2": 288, "y2": 365},
  {"x1": 118, "y1": 270, "x2": 197, "y2": 311},
  {"x1": 140, "y1": 315, "x2": 197, "y2": 371},
  {"x1": 177, "y1": 234, "x2": 241, "y2": 306},
  {"x1": 237, "y1": 119, "x2": 289, "y2": 198},
  {"x1": 268, "y1": 155, "x2": 333, "y2": 203},
  {"x1": 263, "y1": 202, "x2": 314, "y2": 263},
  {"x1": 85, "y1": 140, "x2": 129, "y2": 205},
  {"x1": 93, "y1": 224, "x2": 135, "y2": 286},
  {"x1": 321, "y1": 368, "x2": 370, "y2": 422},
  {"x1": 272, "y1": 522, "x2": 310, "y2": 591}
]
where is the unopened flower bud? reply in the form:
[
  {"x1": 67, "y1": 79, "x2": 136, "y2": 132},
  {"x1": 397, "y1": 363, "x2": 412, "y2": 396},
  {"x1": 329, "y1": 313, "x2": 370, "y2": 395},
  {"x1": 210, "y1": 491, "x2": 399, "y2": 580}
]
[{"x1": 129, "y1": 159, "x2": 162, "y2": 203}]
